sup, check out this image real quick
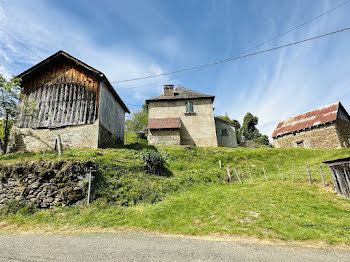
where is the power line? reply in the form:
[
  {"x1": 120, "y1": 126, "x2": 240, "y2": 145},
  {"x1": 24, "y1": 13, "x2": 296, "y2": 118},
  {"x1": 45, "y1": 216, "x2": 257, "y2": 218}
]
[
  {"x1": 113, "y1": 27, "x2": 350, "y2": 83},
  {"x1": 0, "y1": 28, "x2": 42, "y2": 60}
]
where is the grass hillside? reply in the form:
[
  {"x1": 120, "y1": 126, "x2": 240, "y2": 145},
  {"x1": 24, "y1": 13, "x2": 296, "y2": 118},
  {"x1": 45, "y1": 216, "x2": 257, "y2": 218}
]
[{"x1": 1, "y1": 146, "x2": 350, "y2": 244}]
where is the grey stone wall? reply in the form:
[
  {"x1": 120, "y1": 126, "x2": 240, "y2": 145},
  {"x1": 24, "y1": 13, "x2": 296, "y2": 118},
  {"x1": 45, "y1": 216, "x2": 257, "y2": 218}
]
[
  {"x1": 0, "y1": 160, "x2": 95, "y2": 208},
  {"x1": 148, "y1": 129, "x2": 180, "y2": 145},
  {"x1": 9, "y1": 122, "x2": 99, "y2": 152}
]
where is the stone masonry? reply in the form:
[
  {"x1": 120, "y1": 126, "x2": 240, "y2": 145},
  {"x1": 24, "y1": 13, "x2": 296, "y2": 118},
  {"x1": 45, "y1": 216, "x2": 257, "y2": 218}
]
[
  {"x1": 273, "y1": 122, "x2": 342, "y2": 149},
  {"x1": 0, "y1": 160, "x2": 95, "y2": 208},
  {"x1": 148, "y1": 129, "x2": 181, "y2": 146}
]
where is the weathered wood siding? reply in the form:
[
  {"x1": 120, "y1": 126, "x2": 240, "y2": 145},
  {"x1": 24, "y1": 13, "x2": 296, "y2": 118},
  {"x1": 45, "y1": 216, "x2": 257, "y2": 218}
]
[
  {"x1": 98, "y1": 81, "x2": 125, "y2": 143},
  {"x1": 17, "y1": 61, "x2": 99, "y2": 128}
]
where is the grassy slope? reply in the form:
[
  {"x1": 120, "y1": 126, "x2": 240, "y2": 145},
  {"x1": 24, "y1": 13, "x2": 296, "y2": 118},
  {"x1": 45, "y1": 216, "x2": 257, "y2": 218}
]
[{"x1": 1, "y1": 146, "x2": 350, "y2": 244}]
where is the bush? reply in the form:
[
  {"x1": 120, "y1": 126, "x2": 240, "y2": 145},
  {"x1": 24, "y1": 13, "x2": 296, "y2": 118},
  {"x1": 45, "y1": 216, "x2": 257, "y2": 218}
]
[{"x1": 140, "y1": 149, "x2": 164, "y2": 175}]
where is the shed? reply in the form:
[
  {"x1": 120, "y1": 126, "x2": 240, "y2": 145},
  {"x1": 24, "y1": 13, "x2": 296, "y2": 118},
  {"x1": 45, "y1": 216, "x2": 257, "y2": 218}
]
[
  {"x1": 9, "y1": 50, "x2": 129, "y2": 152},
  {"x1": 323, "y1": 157, "x2": 350, "y2": 199}
]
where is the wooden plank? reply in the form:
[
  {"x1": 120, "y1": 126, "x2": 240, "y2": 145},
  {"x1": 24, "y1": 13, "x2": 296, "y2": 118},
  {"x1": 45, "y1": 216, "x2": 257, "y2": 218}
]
[{"x1": 226, "y1": 168, "x2": 231, "y2": 182}]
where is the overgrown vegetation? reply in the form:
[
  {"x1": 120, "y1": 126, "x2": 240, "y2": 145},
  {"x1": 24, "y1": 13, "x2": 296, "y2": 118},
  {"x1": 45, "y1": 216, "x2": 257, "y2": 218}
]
[
  {"x1": 216, "y1": 112, "x2": 270, "y2": 146},
  {"x1": 1, "y1": 146, "x2": 350, "y2": 244}
]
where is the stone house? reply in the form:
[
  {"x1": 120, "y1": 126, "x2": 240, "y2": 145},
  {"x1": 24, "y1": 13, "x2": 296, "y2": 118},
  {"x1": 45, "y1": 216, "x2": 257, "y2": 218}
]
[
  {"x1": 9, "y1": 50, "x2": 129, "y2": 152},
  {"x1": 272, "y1": 102, "x2": 350, "y2": 149},
  {"x1": 145, "y1": 85, "x2": 237, "y2": 147}
]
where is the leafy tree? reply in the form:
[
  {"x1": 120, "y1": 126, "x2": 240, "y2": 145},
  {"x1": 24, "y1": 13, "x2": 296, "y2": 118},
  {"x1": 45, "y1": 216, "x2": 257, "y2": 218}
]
[
  {"x1": 0, "y1": 75, "x2": 21, "y2": 154},
  {"x1": 0, "y1": 74, "x2": 38, "y2": 154},
  {"x1": 126, "y1": 104, "x2": 148, "y2": 137},
  {"x1": 241, "y1": 112, "x2": 270, "y2": 146},
  {"x1": 216, "y1": 112, "x2": 242, "y2": 144}
]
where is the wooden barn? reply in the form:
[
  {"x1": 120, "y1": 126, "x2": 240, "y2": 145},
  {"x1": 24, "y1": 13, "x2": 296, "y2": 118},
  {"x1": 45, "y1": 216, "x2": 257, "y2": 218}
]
[{"x1": 9, "y1": 50, "x2": 130, "y2": 152}]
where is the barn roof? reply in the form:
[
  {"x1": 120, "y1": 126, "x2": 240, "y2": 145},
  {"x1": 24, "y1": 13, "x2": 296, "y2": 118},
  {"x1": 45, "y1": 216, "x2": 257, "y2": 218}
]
[
  {"x1": 145, "y1": 86, "x2": 215, "y2": 103},
  {"x1": 17, "y1": 50, "x2": 130, "y2": 113},
  {"x1": 148, "y1": 118, "x2": 181, "y2": 129},
  {"x1": 272, "y1": 102, "x2": 349, "y2": 138}
]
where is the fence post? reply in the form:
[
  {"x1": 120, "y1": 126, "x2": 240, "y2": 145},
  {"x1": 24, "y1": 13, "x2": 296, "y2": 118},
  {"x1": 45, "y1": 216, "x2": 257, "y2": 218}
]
[
  {"x1": 263, "y1": 167, "x2": 268, "y2": 182},
  {"x1": 55, "y1": 135, "x2": 62, "y2": 156},
  {"x1": 226, "y1": 168, "x2": 231, "y2": 182},
  {"x1": 277, "y1": 164, "x2": 283, "y2": 181},
  {"x1": 248, "y1": 167, "x2": 253, "y2": 182},
  {"x1": 219, "y1": 160, "x2": 222, "y2": 168},
  {"x1": 306, "y1": 164, "x2": 312, "y2": 184},
  {"x1": 292, "y1": 164, "x2": 295, "y2": 182},
  {"x1": 320, "y1": 166, "x2": 326, "y2": 187},
  {"x1": 234, "y1": 169, "x2": 242, "y2": 184}
]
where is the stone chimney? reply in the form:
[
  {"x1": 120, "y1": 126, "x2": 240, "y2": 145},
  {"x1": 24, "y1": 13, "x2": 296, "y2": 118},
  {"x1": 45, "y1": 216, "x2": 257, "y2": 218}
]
[{"x1": 163, "y1": 85, "x2": 174, "y2": 97}]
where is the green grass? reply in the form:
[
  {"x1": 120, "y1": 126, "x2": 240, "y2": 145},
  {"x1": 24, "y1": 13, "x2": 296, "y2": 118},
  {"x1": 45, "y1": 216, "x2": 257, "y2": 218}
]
[
  {"x1": 1, "y1": 146, "x2": 350, "y2": 244},
  {"x1": 124, "y1": 131, "x2": 148, "y2": 146}
]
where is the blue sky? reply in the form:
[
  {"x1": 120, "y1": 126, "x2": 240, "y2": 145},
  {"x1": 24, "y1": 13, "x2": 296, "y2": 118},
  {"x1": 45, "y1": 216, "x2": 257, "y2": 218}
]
[{"x1": 1, "y1": 0, "x2": 350, "y2": 138}]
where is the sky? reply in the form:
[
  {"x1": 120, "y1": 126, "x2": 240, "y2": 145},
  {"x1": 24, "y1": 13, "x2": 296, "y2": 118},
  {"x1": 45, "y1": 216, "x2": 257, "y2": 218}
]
[{"x1": 0, "y1": 0, "x2": 350, "y2": 138}]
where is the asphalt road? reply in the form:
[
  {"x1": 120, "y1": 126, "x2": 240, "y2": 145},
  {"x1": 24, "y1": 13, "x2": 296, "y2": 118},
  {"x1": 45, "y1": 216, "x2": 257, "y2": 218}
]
[{"x1": 0, "y1": 232, "x2": 349, "y2": 262}]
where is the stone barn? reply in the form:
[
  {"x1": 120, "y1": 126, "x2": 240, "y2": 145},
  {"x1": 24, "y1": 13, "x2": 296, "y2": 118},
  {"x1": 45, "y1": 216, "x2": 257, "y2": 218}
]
[
  {"x1": 272, "y1": 102, "x2": 350, "y2": 149},
  {"x1": 9, "y1": 50, "x2": 129, "y2": 152},
  {"x1": 145, "y1": 85, "x2": 237, "y2": 147}
]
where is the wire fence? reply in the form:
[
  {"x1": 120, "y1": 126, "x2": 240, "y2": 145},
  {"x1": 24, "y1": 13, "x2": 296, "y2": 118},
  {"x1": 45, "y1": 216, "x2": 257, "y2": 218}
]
[{"x1": 222, "y1": 162, "x2": 333, "y2": 186}]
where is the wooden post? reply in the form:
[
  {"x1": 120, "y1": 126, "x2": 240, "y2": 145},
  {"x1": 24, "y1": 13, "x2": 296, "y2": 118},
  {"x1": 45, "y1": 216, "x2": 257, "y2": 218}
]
[
  {"x1": 219, "y1": 160, "x2": 222, "y2": 168},
  {"x1": 306, "y1": 164, "x2": 312, "y2": 184},
  {"x1": 226, "y1": 168, "x2": 231, "y2": 182},
  {"x1": 277, "y1": 164, "x2": 283, "y2": 181},
  {"x1": 292, "y1": 164, "x2": 295, "y2": 182},
  {"x1": 263, "y1": 167, "x2": 268, "y2": 182},
  {"x1": 56, "y1": 135, "x2": 62, "y2": 156},
  {"x1": 320, "y1": 166, "x2": 326, "y2": 187},
  {"x1": 234, "y1": 169, "x2": 242, "y2": 184},
  {"x1": 248, "y1": 167, "x2": 253, "y2": 181}
]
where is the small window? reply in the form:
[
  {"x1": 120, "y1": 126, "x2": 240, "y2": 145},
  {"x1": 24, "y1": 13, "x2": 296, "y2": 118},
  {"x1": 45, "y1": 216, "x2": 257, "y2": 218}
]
[
  {"x1": 185, "y1": 102, "x2": 194, "y2": 113},
  {"x1": 296, "y1": 141, "x2": 304, "y2": 148},
  {"x1": 221, "y1": 129, "x2": 228, "y2": 136}
]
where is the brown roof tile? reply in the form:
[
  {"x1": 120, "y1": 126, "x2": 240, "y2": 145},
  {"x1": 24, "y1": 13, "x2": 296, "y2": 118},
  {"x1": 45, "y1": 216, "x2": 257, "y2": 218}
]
[
  {"x1": 148, "y1": 118, "x2": 181, "y2": 129},
  {"x1": 272, "y1": 102, "x2": 341, "y2": 138}
]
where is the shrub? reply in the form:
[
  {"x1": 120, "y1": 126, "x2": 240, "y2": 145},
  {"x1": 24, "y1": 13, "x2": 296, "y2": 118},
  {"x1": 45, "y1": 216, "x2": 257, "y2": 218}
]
[
  {"x1": 0, "y1": 199, "x2": 37, "y2": 215},
  {"x1": 140, "y1": 149, "x2": 164, "y2": 175}
]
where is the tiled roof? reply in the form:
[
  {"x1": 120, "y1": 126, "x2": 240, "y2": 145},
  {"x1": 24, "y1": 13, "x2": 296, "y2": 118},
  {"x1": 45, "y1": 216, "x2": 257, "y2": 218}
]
[
  {"x1": 148, "y1": 118, "x2": 181, "y2": 129},
  {"x1": 272, "y1": 102, "x2": 341, "y2": 138},
  {"x1": 145, "y1": 86, "x2": 215, "y2": 103}
]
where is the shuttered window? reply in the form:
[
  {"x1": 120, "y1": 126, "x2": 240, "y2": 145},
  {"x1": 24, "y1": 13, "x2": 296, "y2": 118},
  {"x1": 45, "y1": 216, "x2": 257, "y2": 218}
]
[{"x1": 185, "y1": 102, "x2": 194, "y2": 113}]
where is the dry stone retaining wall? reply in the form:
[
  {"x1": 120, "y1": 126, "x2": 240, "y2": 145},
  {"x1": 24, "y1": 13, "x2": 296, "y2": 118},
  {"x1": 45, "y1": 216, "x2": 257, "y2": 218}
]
[{"x1": 0, "y1": 160, "x2": 96, "y2": 208}]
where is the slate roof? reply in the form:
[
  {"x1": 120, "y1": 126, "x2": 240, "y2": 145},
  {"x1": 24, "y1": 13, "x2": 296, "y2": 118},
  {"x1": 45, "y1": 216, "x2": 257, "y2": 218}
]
[
  {"x1": 272, "y1": 102, "x2": 348, "y2": 138},
  {"x1": 17, "y1": 50, "x2": 130, "y2": 113},
  {"x1": 145, "y1": 86, "x2": 215, "y2": 103},
  {"x1": 148, "y1": 118, "x2": 181, "y2": 129}
]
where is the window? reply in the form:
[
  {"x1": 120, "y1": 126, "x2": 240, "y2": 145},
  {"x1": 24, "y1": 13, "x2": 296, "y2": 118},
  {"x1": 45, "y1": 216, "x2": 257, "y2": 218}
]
[
  {"x1": 296, "y1": 141, "x2": 304, "y2": 148},
  {"x1": 185, "y1": 102, "x2": 194, "y2": 113},
  {"x1": 221, "y1": 129, "x2": 228, "y2": 136}
]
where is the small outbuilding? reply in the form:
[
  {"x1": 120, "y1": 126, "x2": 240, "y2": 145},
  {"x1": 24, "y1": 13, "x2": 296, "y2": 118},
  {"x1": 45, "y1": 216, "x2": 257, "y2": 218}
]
[
  {"x1": 272, "y1": 102, "x2": 350, "y2": 149},
  {"x1": 9, "y1": 50, "x2": 130, "y2": 152},
  {"x1": 323, "y1": 157, "x2": 350, "y2": 199}
]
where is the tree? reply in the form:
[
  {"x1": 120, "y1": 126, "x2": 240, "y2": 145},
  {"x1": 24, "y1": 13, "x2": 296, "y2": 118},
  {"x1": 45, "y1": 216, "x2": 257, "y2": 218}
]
[
  {"x1": 216, "y1": 112, "x2": 242, "y2": 144},
  {"x1": 241, "y1": 112, "x2": 270, "y2": 146},
  {"x1": 126, "y1": 104, "x2": 148, "y2": 137},
  {"x1": 0, "y1": 73, "x2": 38, "y2": 154},
  {"x1": 0, "y1": 74, "x2": 21, "y2": 154}
]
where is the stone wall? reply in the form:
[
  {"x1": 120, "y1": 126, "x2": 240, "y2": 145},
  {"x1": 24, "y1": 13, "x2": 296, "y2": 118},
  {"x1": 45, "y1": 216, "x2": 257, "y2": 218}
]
[
  {"x1": 98, "y1": 123, "x2": 123, "y2": 148},
  {"x1": 215, "y1": 118, "x2": 237, "y2": 148},
  {"x1": 0, "y1": 160, "x2": 95, "y2": 208},
  {"x1": 335, "y1": 119, "x2": 350, "y2": 148},
  {"x1": 148, "y1": 129, "x2": 180, "y2": 146},
  {"x1": 8, "y1": 122, "x2": 99, "y2": 152},
  {"x1": 148, "y1": 98, "x2": 218, "y2": 147},
  {"x1": 273, "y1": 122, "x2": 342, "y2": 149}
]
